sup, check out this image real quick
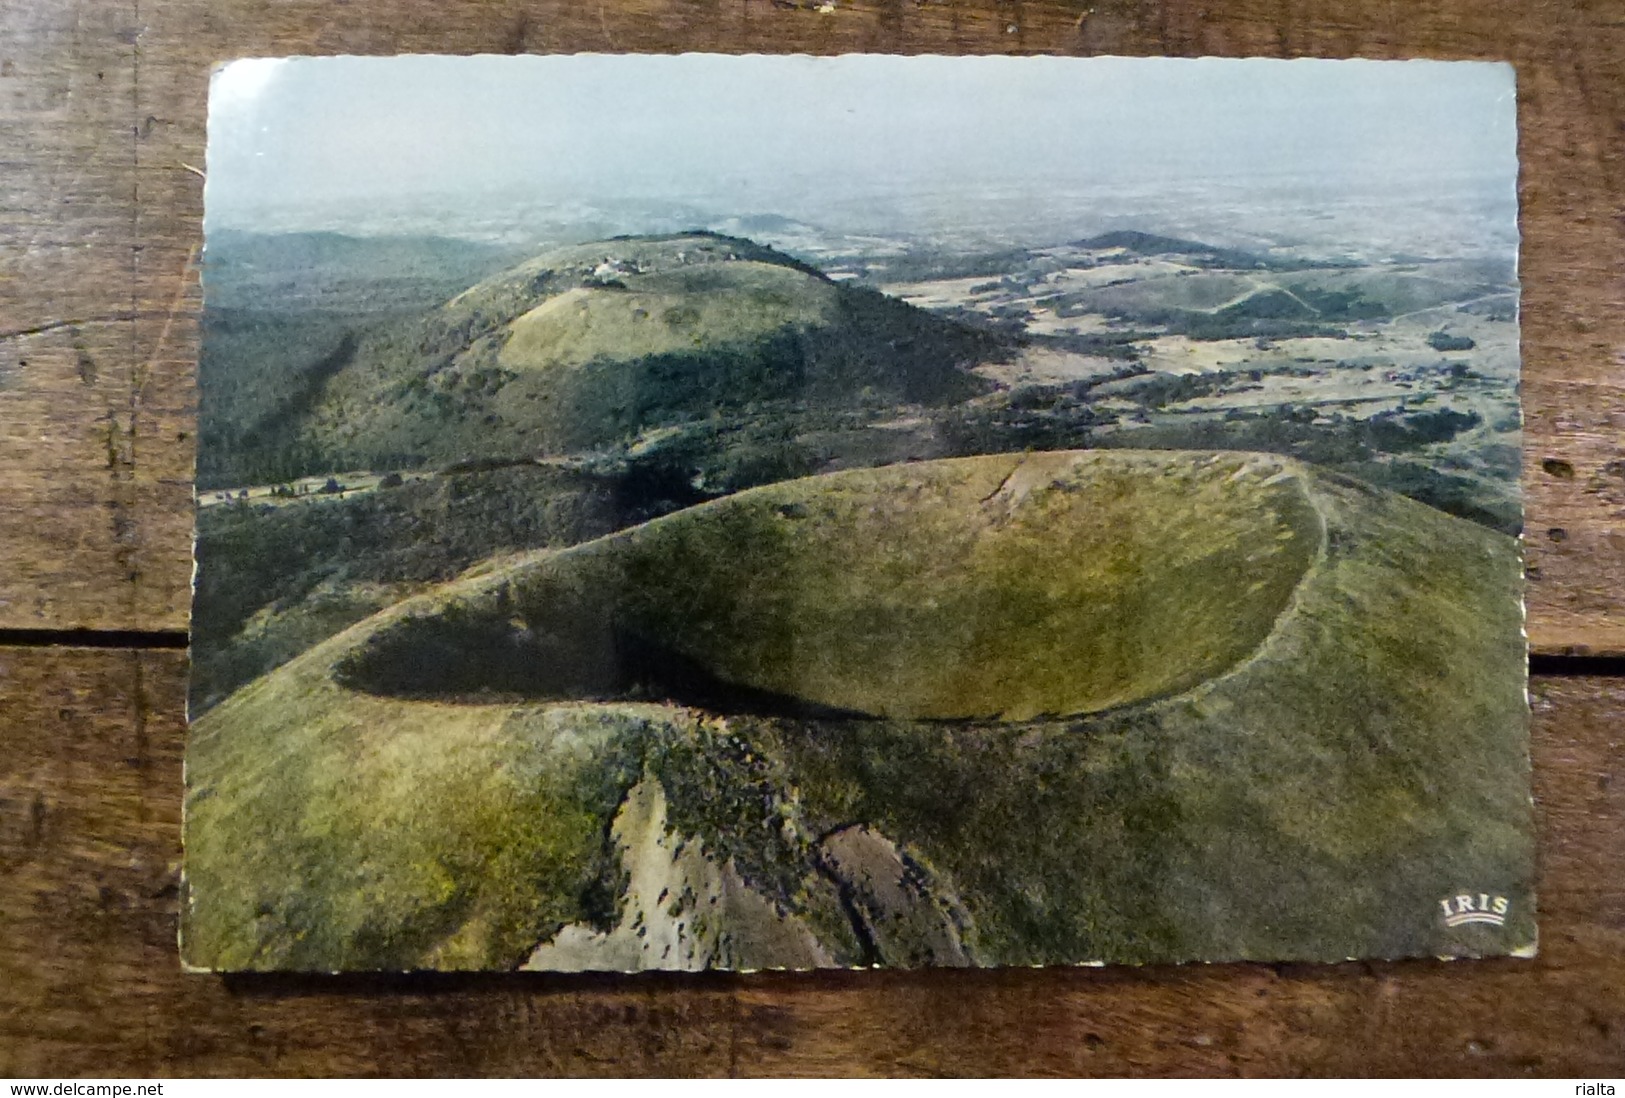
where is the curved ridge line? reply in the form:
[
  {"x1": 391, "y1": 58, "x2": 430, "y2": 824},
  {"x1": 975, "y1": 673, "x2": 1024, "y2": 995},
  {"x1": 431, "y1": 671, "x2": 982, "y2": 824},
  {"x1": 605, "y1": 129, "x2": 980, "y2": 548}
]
[{"x1": 1127, "y1": 456, "x2": 1331, "y2": 720}]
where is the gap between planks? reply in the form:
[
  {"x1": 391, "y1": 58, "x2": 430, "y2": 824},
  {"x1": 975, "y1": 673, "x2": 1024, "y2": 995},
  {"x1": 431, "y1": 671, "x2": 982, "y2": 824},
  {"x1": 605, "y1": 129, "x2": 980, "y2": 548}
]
[{"x1": 0, "y1": 630, "x2": 1622, "y2": 677}]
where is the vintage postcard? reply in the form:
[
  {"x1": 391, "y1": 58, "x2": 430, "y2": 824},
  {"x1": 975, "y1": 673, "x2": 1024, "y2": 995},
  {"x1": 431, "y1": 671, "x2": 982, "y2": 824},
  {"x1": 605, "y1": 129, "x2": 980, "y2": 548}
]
[{"x1": 184, "y1": 55, "x2": 1531, "y2": 971}]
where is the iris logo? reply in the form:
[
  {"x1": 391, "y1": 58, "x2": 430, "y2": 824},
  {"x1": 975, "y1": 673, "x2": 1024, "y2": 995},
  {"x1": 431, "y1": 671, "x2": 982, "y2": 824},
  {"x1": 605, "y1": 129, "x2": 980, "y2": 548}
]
[{"x1": 1439, "y1": 892, "x2": 1510, "y2": 927}]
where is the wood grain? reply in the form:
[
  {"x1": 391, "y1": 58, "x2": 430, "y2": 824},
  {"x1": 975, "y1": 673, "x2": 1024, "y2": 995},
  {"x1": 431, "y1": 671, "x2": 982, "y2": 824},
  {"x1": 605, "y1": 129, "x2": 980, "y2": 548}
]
[
  {"x1": 1525, "y1": 377, "x2": 1625, "y2": 655},
  {"x1": 4, "y1": 1, "x2": 1620, "y2": 1074},
  {"x1": 0, "y1": 0, "x2": 1621, "y2": 652},
  {"x1": 0, "y1": 645, "x2": 1617, "y2": 1077},
  {"x1": 0, "y1": 0, "x2": 196, "y2": 631}
]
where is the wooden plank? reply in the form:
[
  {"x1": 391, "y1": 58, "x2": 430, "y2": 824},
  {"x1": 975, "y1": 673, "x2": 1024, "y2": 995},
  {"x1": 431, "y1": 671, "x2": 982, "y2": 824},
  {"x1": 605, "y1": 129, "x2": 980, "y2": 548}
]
[
  {"x1": 1, "y1": 0, "x2": 1622, "y2": 647},
  {"x1": 0, "y1": 0, "x2": 145, "y2": 629},
  {"x1": 0, "y1": 645, "x2": 1619, "y2": 1076},
  {"x1": 1525, "y1": 377, "x2": 1625, "y2": 655}
]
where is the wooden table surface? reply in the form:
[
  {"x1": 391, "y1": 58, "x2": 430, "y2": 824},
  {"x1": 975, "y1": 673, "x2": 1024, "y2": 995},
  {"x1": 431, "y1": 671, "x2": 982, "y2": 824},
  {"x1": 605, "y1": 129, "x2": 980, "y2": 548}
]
[{"x1": 3, "y1": 0, "x2": 1623, "y2": 1077}]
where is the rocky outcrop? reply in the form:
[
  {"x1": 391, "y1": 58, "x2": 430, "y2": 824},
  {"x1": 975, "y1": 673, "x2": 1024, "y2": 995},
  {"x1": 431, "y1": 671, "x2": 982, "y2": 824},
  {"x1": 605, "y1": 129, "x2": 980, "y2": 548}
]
[
  {"x1": 818, "y1": 826, "x2": 972, "y2": 968},
  {"x1": 522, "y1": 777, "x2": 832, "y2": 973}
]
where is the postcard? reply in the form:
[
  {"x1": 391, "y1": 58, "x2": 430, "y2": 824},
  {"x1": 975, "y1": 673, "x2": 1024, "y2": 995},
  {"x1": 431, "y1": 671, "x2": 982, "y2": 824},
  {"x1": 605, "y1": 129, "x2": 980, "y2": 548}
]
[{"x1": 184, "y1": 54, "x2": 1531, "y2": 971}]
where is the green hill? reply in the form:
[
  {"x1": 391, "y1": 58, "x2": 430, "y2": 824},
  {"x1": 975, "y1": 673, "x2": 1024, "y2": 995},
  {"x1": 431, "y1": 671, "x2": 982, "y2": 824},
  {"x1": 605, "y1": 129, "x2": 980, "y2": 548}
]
[
  {"x1": 183, "y1": 449, "x2": 1529, "y2": 972},
  {"x1": 1051, "y1": 255, "x2": 1515, "y2": 338},
  {"x1": 224, "y1": 233, "x2": 1001, "y2": 482}
]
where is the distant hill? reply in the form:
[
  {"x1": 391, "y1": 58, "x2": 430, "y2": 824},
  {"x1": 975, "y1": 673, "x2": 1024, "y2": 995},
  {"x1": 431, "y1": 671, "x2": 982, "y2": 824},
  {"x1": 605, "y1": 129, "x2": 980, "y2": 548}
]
[
  {"x1": 213, "y1": 232, "x2": 1002, "y2": 484},
  {"x1": 203, "y1": 228, "x2": 529, "y2": 313},
  {"x1": 1076, "y1": 230, "x2": 1278, "y2": 270},
  {"x1": 1074, "y1": 229, "x2": 1362, "y2": 274},
  {"x1": 1049, "y1": 256, "x2": 1515, "y2": 337}
]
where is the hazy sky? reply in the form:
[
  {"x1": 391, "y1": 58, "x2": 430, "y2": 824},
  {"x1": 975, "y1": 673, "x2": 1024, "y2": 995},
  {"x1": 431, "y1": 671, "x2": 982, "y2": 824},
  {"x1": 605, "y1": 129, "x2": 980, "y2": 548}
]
[{"x1": 206, "y1": 54, "x2": 1517, "y2": 239}]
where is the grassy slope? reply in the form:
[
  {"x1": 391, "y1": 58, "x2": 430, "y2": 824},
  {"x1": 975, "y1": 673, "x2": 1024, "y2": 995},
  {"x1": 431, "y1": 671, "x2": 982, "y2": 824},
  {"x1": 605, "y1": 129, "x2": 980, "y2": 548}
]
[
  {"x1": 184, "y1": 450, "x2": 1528, "y2": 972},
  {"x1": 496, "y1": 263, "x2": 840, "y2": 370}
]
